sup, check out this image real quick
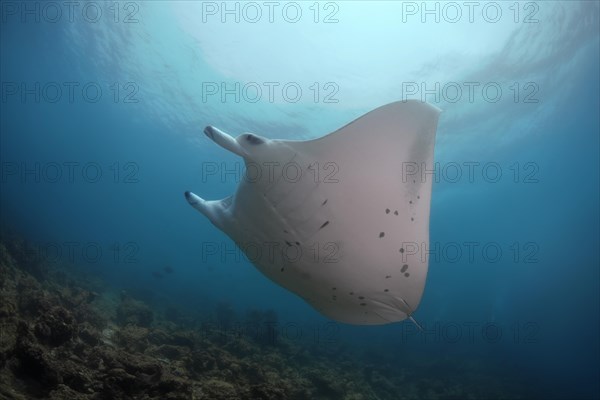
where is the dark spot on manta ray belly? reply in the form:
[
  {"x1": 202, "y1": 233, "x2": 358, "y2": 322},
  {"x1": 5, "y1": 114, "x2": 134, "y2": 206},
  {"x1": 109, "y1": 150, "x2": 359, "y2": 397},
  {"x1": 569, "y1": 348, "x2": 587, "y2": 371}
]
[
  {"x1": 379, "y1": 232, "x2": 385, "y2": 238},
  {"x1": 322, "y1": 199, "x2": 328, "y2": 206},
  {"x1": 401, "y1": 264, "x2": 408, "y2": 273},
  {"x1": 360, "y1": 303, "x2": 367, "y2": 306},
  {"x1": 319, "y1": 221, "x2": 330, "y2": 230}
]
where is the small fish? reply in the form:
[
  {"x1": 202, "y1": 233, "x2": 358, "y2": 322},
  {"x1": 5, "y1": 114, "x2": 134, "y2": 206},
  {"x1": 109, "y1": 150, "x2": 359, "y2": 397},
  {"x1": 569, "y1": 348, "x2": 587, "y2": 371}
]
[{"x1": 152, "y1": 271, "x2": 164, "y2": 279}]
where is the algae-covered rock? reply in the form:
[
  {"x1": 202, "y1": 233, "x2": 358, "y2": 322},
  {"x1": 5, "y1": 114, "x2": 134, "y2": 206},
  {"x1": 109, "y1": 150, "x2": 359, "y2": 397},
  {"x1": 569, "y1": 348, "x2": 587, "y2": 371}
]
[
  {"x1": 202, "y1": 378, "x2": 238, "y2": 399},
  {"x1": 147, "y1": 328, "x2": 195, "y2": 349},
  {"x1": 116, "y1": 297, "x2": 154, "y2": 327},
  {"x1": 34, "y1": 306, "x2": 77, "y2": 346},
  {"x1": 12, "y1": 333, "x2": 62, "y2": 393},
  {"x1": 77, "y1": 322, "x2": 100, "y2": 347},
  {"x1": 47, "y1": 384, "x2": 90, "y2": 400},
  {"x1": 152, "y1": 344, "x2": 186, "y2": 360},
  {"x1": 114, "y1": 325, "x2": 150, "y2": 353}
]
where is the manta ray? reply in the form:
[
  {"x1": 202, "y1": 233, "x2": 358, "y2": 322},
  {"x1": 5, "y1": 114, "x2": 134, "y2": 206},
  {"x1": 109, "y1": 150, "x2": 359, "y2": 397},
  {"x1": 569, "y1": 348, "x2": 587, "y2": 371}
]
[{"x1": 185, "y1": 100, "x2": 440, "y2": 326}]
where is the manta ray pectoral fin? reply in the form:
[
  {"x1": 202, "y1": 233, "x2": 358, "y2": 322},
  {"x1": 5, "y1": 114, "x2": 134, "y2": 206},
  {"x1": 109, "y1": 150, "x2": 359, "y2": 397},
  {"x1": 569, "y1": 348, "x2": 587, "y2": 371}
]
[{"x1": 204, "y1": 126, "x2": 247, "y2": 157}]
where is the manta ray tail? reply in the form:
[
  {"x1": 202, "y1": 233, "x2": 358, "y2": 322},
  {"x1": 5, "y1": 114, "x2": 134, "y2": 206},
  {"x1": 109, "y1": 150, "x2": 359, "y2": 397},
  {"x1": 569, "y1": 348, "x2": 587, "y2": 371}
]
[{"x1": 400, "y1": 298, "x2": 424, "y2": 332}]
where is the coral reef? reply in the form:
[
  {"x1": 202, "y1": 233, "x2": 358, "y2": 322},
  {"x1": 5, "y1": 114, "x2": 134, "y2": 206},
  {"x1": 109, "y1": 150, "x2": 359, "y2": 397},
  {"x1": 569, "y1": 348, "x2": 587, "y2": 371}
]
[
  {"x1": 116, "y1": 294, "x2": 154, "y2": 327},
  {"x1": 0, "y1": 238, "x2": 529, "y2": 399}
]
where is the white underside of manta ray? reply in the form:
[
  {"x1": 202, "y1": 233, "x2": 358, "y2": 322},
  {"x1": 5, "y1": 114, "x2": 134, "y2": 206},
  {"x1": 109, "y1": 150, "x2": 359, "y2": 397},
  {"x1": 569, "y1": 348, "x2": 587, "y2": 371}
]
[{"x1": 185, "y1": 100, "x2": 441, "y2": 326}]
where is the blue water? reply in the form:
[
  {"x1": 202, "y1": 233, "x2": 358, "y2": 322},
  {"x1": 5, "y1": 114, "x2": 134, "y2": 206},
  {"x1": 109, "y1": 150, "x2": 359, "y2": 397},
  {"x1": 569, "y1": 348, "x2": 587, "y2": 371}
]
[{"x1": 1, "y1": 2, "x2": 598, "y2": 399}]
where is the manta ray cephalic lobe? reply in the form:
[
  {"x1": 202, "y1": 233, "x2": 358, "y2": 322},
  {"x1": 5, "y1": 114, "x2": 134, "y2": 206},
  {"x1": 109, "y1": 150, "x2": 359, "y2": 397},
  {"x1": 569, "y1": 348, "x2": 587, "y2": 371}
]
[{"x1": 185, "y1": 100, "x2": 441, "y2": 325}]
